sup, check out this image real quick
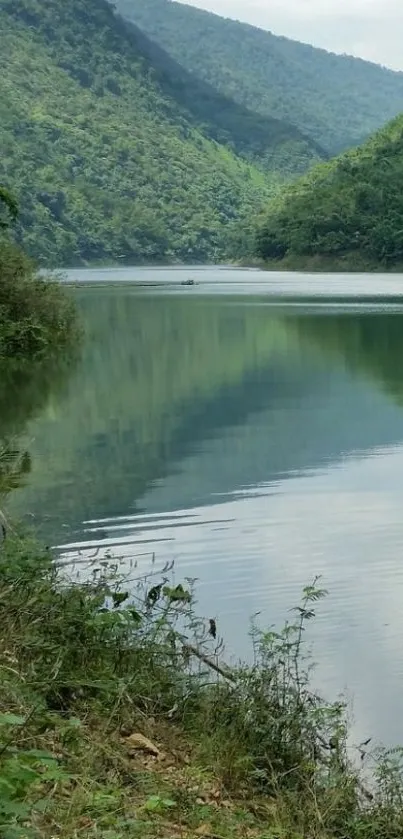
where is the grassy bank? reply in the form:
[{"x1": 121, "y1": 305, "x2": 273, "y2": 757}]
[{"x1": 0, "y1": 529, "x2": 403, "y2": 838}]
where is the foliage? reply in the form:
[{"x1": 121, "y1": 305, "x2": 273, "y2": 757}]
[
  {"x1": 0, "y1": 187, "x2": 18, "y2": 229},
  {"x1": 0, "y1": 0, "x2": 278, "y2": 267},
  {"x1": 118, "y1": 0, "x2": 403, "y2": 155},
  {"x1": 0, "y1": 237, "x2": 79, "y2": 359},
  {"x1": 1, "y1": 530, "x2": 403, "y2": 836},
  {"x1": 0, "y1": 712, "x2": 68, "y2": 839},
  {"x1": 255, "y1": 114, "x2": 403, "y2": 269},
  {"x1": 118, "y1": 12, "x2": 325, "y2": 176},
  {"x1": 190, "y1": 579, "x2": 350, "y2": 797}
]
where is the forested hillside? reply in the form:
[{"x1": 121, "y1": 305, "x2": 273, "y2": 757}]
[
  {"x1": 0, "y1": 0, "x2": 299, "y2": 267},
  {"x1": 119, "y1": 0, "x2": 403, "y2": 155},
  {"x1": 124, "y1": 18, "x2": 325, "y2": 175},
  {"x1": 256, "y1": 114, "x2": 403, "y2": 269}
]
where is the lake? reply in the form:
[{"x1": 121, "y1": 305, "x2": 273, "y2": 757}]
[{"x1": 7, "y1": 265, "x2": 403, "y2": 748}]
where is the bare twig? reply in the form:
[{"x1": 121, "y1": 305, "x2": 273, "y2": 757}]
[{"x1": 182, "y1": 643, "x2": 236, "y2": 683}]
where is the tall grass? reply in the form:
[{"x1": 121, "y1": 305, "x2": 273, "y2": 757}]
[{"x1": 0, "y1": 532, "x2": 403, "y2": 837}]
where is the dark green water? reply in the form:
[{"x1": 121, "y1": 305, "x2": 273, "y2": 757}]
[{"x1": 6, "y1": 266, "x2": 403, "y2": 746}]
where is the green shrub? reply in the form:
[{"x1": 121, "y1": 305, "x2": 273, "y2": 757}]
[
  {"x1": 0, "y1": 711, "x2": 68, "y2": 839},
  {"x1": 0, "y1": 239, "x2": 78, "y2": 360}
]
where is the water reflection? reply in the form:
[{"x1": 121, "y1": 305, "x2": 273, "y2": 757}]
[
  {"x1": 0, "y1": 357, "x2": 75, "y2": 497},
  {"x1": 10, "y1": 288, "x2": 403, "y2": 531},
  {"x1": 7, "y1": 280, "x2": 403, "y2": 745}
]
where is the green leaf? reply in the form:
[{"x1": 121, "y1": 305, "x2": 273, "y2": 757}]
[
  {"x1": 0, "y1": 778, "x2": 16, "y2": 794},
  {"x1": 128, "y1": 608, "x2": 142, "y2": 624},
  {"x1": 162, "y1": 584, "x2": 191, "y2": 603},
  {"x1": 112, "y1": 591, "x2": 129, "y2": 608},
  {"x1": 23, "y1": 749, "x2": 57, "y2": 761},
  {"x1": 66, "y1": 717, "x2": 82, "y2": 729},
  {"x1": 0, "y1": 714, "x2": 26, "y2": 727},
  {"x1": 144, "y1": 795, "x2": 176, "y2": 812},
  {"x1": 0, "y1": 799, "x2": 30, "y2": 817},
  {"x1": 0, "y1": 826, "x2": 37, "y2": 839}
]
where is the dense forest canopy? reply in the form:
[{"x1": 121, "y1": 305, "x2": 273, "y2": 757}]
[
  {"x1": 256, "y1": 114, "x2": 403, "y2": 269},
  {"x1": 0, "y1": 0, "x2": 294, "y2": 266},
  {"x1": 118, "y1": 0, "x2": 403, "y2": 155},
  {"x1": 0, "y1": 187, "x2": 18, "y2": 229},
  {"x1": 116, "y1": 14, "x2": 326, "y2": 175}
]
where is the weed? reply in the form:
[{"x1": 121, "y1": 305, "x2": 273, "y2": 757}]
[{"x1": 0, "y1": 711, "x2": 69, "y2": 838}]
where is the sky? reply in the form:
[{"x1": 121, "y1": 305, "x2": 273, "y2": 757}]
[{"x1": 181, "y1": 0, "x2": 403, "y2": 71}]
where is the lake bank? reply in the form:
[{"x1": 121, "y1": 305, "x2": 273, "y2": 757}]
[
  {"x1": 7, "y1": 270, "x2": 403, "y2": 750},
  {"x1": 1, "y1": 527, "x2": 401, "y2": 839}
]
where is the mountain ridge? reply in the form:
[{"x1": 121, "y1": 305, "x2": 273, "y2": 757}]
[
  {"x1": 117, "y1": 0, "x2": 403, "y2": 154},
  {"x1": 117, "y1": 11, "x2": 326, "y2": 174}
]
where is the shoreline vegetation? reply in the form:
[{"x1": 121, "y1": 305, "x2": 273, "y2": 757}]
[
  {"x1": 0, "y1": 524, "x2": 403, "y2": 838},
  {"x1": 0, "y1": 189, "x2": 79, "y2": 362}
]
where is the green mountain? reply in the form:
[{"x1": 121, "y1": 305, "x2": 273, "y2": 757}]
[
  {"x1": 120, "y1": 18, "x2": 325, "y2": 175},
  {"x1": 256, "y1": 114, "x2": 403, "y2": 270},
  {"x1": 118, "y1": 0, "x2": 403, "y2": 155},
  {"x1": 0, "y1": 0, "x2": 308, "y2": 267}
]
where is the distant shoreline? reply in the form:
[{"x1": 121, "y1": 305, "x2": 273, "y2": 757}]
[{"x1": 54, "y1": 257, "x2": 403, "y2": 276}]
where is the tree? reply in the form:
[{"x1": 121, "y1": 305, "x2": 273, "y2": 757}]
[{"x1": 0, "y1": 187, "x2": 18, "y2": 229}]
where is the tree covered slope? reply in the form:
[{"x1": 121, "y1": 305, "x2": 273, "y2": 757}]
[
  {"x1": 127, "y1": 20, "x2": 326, "y2": 176},
  {"x1": 256, "y1": 115, "x2": 403, "y2": 269},
  {"x1": 0, "y1": 0, "x2": 296, "y2": 267},
  {"x1": 118, "y1": 0, "x2": 403, "y2": 155}
]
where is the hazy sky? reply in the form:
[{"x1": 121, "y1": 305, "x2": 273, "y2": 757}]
[{"x1": 181, "y1": 0, "x2": 403, "y2": 71}]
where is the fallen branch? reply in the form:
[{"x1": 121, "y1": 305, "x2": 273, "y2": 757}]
[{"x1": 182, "y1": 643, "x2": 236, "y2": 683}]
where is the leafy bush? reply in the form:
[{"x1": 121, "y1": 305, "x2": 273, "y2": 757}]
[{"x1": 0, "y1": 239, "x2": 78, "y2": 359}]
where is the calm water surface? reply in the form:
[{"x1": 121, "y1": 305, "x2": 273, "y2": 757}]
[{"x1": 8, "y1": 266, "x2": 403, "y2": 746}]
